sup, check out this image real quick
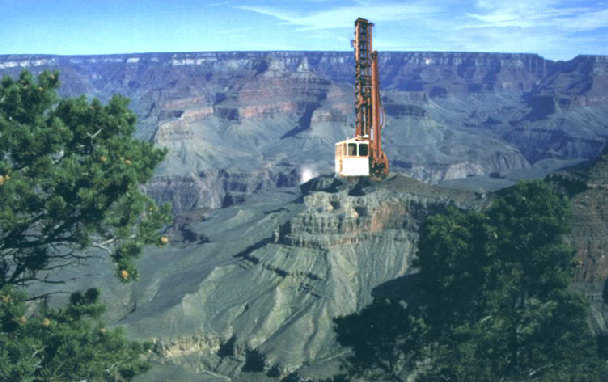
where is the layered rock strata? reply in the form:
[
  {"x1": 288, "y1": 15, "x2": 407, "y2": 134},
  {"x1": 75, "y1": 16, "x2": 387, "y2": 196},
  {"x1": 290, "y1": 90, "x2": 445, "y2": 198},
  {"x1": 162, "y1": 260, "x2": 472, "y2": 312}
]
[
  {"x1": 1, "y1": 52, "x2": 607, "y2": 212},
  {"x1": 112, "y1": 176, "x2": 483, "y2": 380}
]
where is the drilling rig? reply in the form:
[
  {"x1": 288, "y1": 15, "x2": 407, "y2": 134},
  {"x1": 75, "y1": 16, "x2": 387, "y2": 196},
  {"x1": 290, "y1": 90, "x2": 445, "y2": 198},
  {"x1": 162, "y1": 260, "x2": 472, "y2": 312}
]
[{"x1": 335, "y1": 18, "x2": 389, "y2": 178}]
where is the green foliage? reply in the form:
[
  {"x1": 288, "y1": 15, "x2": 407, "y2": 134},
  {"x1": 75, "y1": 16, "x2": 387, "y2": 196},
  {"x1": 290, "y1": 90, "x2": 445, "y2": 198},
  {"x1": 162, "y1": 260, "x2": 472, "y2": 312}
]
[
  {"x1": 598, "y1": 334, "x2": 608, "y2": 360},
  {"x1": 0, "y1": 70, "x2": 170, "y2": 381},
  {"x1": 545, "y1": 173, "x2": 588, "y2": 198},
  {"x1": 0, "y1": 286, "x2": 151, "y2": 381},
  {"x1": 0, "y1": 70, "x2": 171, "y2": 286},
  {"x1": 334, "y1": 299, "x2": 425, "y2": 381},
  {"x1": 334, "y1": 180, "x2": 608, "y2": 381},
  {"x1": 242, "y1": 348, "x2": 267, "y2": 373},
  {"x1": 315, "y1": 374, "x2": 350, "y2": 382}
]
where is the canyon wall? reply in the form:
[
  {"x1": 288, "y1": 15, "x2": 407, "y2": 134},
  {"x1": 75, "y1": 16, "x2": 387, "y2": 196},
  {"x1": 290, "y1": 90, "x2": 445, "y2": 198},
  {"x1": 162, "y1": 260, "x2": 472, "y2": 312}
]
[
  {"x1": 1, "y1": 52, "x2": 607, "y2": 213},
  {"x1": 3, "y1": 52, "x2": 608, "y2": 381}
]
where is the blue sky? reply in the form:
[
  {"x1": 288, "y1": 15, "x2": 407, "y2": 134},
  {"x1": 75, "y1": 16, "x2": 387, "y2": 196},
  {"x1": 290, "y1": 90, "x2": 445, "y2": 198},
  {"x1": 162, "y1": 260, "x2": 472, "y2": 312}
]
[{"x1": 0, "y1": 0, "x2": 606, "y2": 61}]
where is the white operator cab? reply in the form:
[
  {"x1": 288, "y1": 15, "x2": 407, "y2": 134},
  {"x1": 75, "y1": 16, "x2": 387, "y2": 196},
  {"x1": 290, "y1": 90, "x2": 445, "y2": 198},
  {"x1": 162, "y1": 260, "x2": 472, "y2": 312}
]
[{"x1": 335, "y1": 137, "x2": 370, "y2": 177}]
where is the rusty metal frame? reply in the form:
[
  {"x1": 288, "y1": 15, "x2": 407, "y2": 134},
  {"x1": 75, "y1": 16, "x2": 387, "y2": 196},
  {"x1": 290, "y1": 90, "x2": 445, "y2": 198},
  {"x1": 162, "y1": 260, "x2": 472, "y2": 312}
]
[{"x1": 354, "y1": 18, "x2": 389, "y2": 177}]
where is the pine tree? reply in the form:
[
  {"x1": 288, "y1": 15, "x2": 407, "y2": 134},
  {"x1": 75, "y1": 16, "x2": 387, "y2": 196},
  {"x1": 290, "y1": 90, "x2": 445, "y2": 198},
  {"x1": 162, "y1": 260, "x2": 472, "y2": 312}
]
[
  {"x1": 335, "y1": 180, "x2": 608, "y2": 381},
  {"x1": 334, "y1": 299, "x2": 426, "y2": 381},
  {"x1": 0, "y1": 70, "x2": 171, "y2": 287},
  {"x1": 0, "y1": 286, "x2": 151, "y2": 381},
  {"x1": 0, "y1": 70, "x2": 172, "y2": 381}
]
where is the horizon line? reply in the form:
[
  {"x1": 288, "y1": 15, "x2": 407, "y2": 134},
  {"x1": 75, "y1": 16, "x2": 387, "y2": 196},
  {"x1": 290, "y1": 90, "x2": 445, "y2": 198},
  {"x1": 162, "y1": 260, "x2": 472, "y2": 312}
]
[{"x1": 1, "y1": 50, "x2": 606, "y2": 63}]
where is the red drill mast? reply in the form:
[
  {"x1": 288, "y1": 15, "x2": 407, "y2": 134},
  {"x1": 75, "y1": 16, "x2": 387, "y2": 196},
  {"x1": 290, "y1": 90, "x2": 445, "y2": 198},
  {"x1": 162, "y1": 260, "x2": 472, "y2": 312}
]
[{"x1": 354, "y1": 18, "x2": 389, "y2": 177}]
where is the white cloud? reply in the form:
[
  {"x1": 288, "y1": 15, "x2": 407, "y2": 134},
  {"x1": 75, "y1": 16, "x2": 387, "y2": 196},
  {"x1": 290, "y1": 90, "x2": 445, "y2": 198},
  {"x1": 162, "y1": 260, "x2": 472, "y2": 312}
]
[
  {"x1": 466, "y1": 0, "x2": 608, "y2": 31},
  {"x1": 238, "y1": 2, "x2": 439, "y2": 30},
  {"x1": 233, "y1": 0, "x2": 607, "y2": 60},
  {"x1": 450, "y1": 0, "x2": 608, "y2": 59}
]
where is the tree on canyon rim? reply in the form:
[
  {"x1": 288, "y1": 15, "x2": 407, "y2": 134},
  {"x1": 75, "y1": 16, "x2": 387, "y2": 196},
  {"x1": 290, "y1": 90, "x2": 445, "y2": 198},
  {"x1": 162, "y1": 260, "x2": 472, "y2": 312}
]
[
  {"x1": 0, "y1": 70, "x2": 171, "y2": 287},
  {"x1": 335, "y1": 180, "x2": 607, "y2": 381},
  {"x1": 0, "y1": 70, "x2": 171, "y2": 381}
]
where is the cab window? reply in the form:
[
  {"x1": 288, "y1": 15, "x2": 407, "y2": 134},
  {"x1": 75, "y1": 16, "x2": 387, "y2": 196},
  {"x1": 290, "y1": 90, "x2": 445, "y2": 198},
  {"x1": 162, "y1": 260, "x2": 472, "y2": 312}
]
[
  {"x1": 359, "y1": 143, "x2": 368, "y2": 157},
  {"x1": 348, "y1": 143, "x2": 357, "y2": 156}
]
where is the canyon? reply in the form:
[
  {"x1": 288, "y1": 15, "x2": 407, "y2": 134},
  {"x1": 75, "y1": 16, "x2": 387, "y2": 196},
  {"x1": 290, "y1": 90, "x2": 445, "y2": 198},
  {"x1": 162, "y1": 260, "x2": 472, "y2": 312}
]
[
  {"x1": 1, "y1": 51, "x2": 607, "y2": 381},
  {"x1": 1, "y1": 52, "x2": 607, "y2": 213}
]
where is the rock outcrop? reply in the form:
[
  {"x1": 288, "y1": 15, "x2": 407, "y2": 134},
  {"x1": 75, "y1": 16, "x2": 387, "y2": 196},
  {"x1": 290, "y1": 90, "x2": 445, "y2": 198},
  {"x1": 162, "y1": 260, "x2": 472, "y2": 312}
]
[
  {"x1": 1, "y1": 52, "x2": 607, "y2": 213},
  {"x1": 4, "y1": 52, "x2": 607, "y2": 381},
  {"x1": 556, "y1": 146, "x2": 608, "y2": 334},
  {"x1": 99, "y1": 176, "x2": 481, "y2": 381}
]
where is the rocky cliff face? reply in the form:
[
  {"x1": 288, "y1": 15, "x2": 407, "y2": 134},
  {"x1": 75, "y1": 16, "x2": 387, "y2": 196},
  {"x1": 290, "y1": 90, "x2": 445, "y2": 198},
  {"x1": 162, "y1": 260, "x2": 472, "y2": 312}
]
[
  {"x1": 4, "y1": 52, "x2": 608, "y2": 381},
  {"x1": 104, "y1": 176, "x2": 483, "y2": 381},
  {"x1": 556, "y1": 145, "x2": 608, "y2": 334},
  {"x1": 1, "y1": 52, "x2": 606, "y2": 213}
]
